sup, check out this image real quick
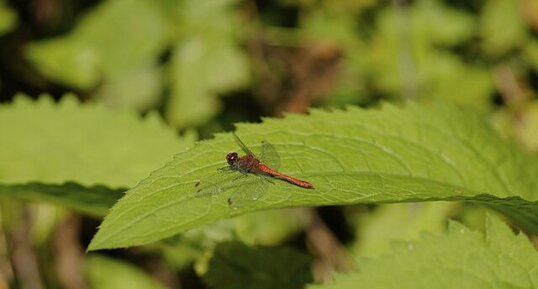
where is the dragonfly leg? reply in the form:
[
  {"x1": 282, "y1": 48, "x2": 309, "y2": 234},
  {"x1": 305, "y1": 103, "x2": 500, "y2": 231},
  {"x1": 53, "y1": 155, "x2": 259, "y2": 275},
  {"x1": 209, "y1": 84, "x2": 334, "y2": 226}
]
[
  {"x1": 217, "y1": 166, "x2": 234, "y2": 172},
  {"x1": 260, "y1": 174, "x2": 275, "y2": 184},
  {"x1": 227, "y1": 174, "x2": 273, "y2": 208}
]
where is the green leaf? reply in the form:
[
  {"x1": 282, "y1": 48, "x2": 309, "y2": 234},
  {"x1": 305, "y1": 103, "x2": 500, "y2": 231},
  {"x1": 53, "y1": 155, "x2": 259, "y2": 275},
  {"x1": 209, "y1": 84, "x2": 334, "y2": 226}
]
[
  {"x1": 366, "y1": 2, "x2": 493, "y2": 109},
  {"x1": 95, "y1": 64, "x2": 163, "y2": 111},
  {"x1": 89, "y1": 102, "x2": 538, "y2": 250},
  {"x1": 300, "y1": 9, "x2": 372, "y2": 106},
  {"x1": 233, "y1": 208, "x2": 312, "y2": 246},
  {"x1": 409, "y1": 0, "x2": 475, "y2": 46},
  {"x1": 524, "y1": 39, "x2": 538, "y2": 71},
  {"x1": 0, "y1": 1, "x2": 17, "y2": 36},
  {"x1": 0, "y1": 95, "x2": 193, "y2": 214},
  {"x1": 479, "y1": 0, "x2": 528, "y2": 56},
  {"x1": 512, "y1": 101, "x2": 538, "y2": 151},
  {"x1": 158, "y1": 208, "x2": 310, "y2": 272},
  {"x1": 0, "y1": 182, "x2": 122, "y2": 217},
  {"x1": 352, "y1": 202, "x2": 455, "y2": 257},
  {"x1": 25, "y1": 0, "x2": 170, "y2": 90},
  {"x1": 85, "y1": 255, "x2": 167, "y2": 289},
  {"x1": 25, "y1": 38, "x2": 100, "y2": 89},
  {"x1": 165, "y1": 0, "x2": 249, "y2": 128},
  {"x1": 158, "y1": 219, "x2": 237, "y2": 271},
  {"x1": 166, "y1": 40, "x2": 221, "y2": 129},
  {"x1": 309, "y1": 214, "x2": 538, "y2": 289},
  {"x1": 203, "y1": 242, "x2": 312, "y2": 289}
]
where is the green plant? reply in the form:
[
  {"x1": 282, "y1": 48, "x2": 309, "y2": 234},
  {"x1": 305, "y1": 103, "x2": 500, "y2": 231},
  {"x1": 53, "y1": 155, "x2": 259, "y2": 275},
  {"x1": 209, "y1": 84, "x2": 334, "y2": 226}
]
[
  {"x1": 2, "y1": 0, "x2": 538, "y2": 288},
  {"x1": 89, "y1": 101, "x2": 538, "y2": 250},
  {"x1": 2, "y1": 97, "x2": 537, "y2": 288}
]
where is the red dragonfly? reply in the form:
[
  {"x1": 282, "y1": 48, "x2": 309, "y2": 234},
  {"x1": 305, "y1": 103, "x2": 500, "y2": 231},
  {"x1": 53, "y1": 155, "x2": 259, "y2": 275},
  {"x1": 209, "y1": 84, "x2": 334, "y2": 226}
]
[{"x1": 194, "y1": 133, "x2": 313, "y2": 207}]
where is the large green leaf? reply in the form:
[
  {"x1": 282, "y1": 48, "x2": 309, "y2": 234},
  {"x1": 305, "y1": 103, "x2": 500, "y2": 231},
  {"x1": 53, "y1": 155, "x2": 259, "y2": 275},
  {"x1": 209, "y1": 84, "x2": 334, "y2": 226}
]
[
  {"x1": 309, "y1": 214, "x2": 538, "y2": 289},
  {"x1": 0, "y1": 95, "x2": 193, "y2": 214},
  {"x1": 89, "y1": 102, "x2": 538, "y2": 250}
]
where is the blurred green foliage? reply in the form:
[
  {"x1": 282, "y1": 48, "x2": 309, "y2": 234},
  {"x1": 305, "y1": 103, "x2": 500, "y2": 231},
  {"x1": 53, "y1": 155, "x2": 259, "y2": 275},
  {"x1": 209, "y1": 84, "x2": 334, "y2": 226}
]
[
  {"x1": 5, "y1": 0, "x2": 537, "y2": 144},
  {"x1": 311, "y1": 214, "x2": 538, "y2": 289},
  {"x1": 85, "y1": 255, "x2": 169, "y2": 289},
  {"x1": 203, "y1": 242, "x2": 312, "y2": 289},
  {"x1": 24, "y1": 0, "x2": 250, "y2": 128},
  {"x1": 352, "y1": 202, "x2": 456, "y2": 257},
  {"x1": 0, "y1": 0, "x2": 17, "y2": 36}
]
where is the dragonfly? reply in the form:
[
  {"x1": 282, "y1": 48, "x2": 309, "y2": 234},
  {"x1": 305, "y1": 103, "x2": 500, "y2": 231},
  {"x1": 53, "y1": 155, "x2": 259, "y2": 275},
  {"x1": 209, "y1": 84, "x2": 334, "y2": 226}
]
[{"x1": 194, "y1": 133, "x2": 313, "y2": 207}]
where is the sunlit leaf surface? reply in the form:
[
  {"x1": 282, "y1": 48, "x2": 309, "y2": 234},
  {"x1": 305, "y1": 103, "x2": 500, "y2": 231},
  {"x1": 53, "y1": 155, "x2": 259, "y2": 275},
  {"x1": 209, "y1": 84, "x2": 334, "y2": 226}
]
[{"x1": 90, "y1": 102, "x2": 538, "y2": 250}]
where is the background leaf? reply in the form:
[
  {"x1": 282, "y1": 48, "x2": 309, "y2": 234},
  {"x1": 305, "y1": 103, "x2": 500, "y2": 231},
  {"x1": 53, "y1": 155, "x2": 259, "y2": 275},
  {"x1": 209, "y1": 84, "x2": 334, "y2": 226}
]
[
  {"x1": 85, "y1": 255, "x2": 168, "y2": 289},
  {"x1": 309, "y1": 214, "x2": 538, "y2": 289},
  {"x1": 89, "y1": 102, "x2": 538, "y2": 250},
  {"x1": 24, "y1": 0, "x2": 170, "y2": 99},
  {"x1": 0, "y1": 182, "x2": 122, "y2": 217},
  {"x1": 95, "y1": 64, "x2": 163, "y2": 111},
  {"x1": 0, "y1": 95, "x2": 188, "y2": 187},
  {"x1": 0, "y1": 1, "x2": 17, "y2": 36},
  {"x1": 203, "y1": 242, "x2": 312, "y2": 289},
  {"x1": 232, "y1": 208, "x2": 312, "y2": 245},
  {"x1": 479, "y1": 0, "x2": 528, "y2": 56},
  {"x1": 165, "y1": 0, "x2": 249, "y2": 128},
  {"x1": 352, "y1": 202, "x2": 455, "y2": 257},
  {"x1": 0, "y1": 95, "x2": 193, "y2": 213},
  {"x1": 158, "y1": 208, "x2": 311, "y2": 273}
]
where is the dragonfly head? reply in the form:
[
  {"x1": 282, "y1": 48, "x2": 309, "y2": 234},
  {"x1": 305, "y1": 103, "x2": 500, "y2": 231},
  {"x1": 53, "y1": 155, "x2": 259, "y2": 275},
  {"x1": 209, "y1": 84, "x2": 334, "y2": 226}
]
[{"x1": 226, "y1": 152, "x2": 239, "y2": 165}]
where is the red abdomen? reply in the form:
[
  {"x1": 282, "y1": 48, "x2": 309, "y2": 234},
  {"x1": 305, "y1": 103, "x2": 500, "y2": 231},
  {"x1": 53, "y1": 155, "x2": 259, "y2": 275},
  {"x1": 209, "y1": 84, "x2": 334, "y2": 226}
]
[{"x1": 258, "y1": 163, "x2": 314, "y2": 188}]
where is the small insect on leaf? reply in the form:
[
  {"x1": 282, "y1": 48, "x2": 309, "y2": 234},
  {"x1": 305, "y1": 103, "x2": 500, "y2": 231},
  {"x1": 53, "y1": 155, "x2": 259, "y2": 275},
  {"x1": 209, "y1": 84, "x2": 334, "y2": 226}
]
[{"x1": 193, "y1": 134, "x2": 314, "y2": 207}]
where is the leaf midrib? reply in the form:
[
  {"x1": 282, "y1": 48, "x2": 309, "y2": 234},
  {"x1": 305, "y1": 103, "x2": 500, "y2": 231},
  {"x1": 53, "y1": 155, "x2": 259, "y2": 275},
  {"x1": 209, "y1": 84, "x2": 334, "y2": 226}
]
[{"x1": 91, "y1": 170, "x2": 488, "y2": 249}]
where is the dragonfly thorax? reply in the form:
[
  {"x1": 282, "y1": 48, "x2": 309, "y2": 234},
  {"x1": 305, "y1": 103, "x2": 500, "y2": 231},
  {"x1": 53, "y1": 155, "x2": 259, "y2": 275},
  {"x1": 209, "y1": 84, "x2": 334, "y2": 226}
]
[{"x1": 235, "y1": 154, "x2": 262, "y2": 174}]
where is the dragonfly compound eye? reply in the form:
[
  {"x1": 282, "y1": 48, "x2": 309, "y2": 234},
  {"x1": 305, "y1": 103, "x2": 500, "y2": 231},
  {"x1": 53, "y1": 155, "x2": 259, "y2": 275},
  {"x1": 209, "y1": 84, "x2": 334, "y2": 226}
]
[{"x1": 226, "y1": 152, "x2": 239, "y2": 165}]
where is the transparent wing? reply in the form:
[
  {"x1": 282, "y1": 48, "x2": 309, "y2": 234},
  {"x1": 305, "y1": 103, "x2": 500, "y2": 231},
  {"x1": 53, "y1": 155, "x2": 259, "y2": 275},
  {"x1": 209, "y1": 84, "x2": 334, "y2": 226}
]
[
  {"x1": 195, "y1": 172, "x2": 271, "y2": 208},
  {"x1": 227, "y1": 175, "x2": 271, "y2": 208},
  {"x1": 260, "y1": 140, "x2": 280, "y2": 170},
  {"x1": 233, "y1": 132, "x2": 255, "y2": 156},
  {"x1": 194, "y1": 169, "x2": 247, "y2": 197},
  {"x1": 195, "y1": 134, "x2": 277, "y2": 207}
]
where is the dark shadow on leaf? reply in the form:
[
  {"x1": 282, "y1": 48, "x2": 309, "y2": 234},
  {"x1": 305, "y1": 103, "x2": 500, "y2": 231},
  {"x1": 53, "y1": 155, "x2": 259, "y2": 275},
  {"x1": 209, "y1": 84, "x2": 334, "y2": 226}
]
[{"x1": 0, "y1": 182, "x2": 125, "y2": 216}]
